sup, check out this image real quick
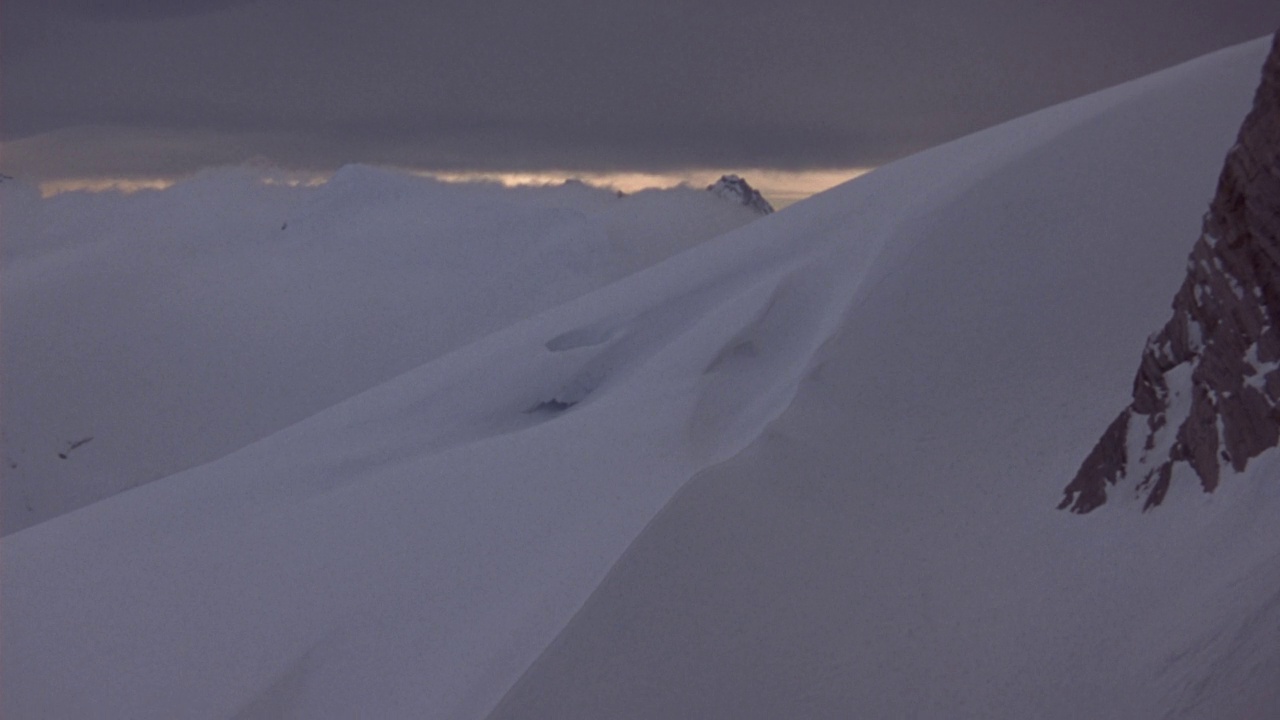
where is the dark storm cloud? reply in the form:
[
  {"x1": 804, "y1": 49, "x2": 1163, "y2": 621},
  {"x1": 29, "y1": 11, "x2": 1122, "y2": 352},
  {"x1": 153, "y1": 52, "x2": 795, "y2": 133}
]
[{"x1": 3, "y1": 0, "x2": 1278, "y2": 180}]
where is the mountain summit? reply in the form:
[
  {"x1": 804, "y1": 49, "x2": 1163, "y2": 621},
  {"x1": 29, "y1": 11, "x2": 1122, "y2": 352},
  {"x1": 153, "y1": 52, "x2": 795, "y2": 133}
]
[
  {"x1": 707, "y1": 174, "x2": 774, "y2": 215},
  {"x1": 1061, "y1": 32, "x2": 1280, "y2": 513}
]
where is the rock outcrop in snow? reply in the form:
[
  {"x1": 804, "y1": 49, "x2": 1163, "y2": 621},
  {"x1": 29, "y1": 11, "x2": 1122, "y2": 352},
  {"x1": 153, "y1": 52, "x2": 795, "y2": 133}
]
[
  {"x1": 708, "y1": 174, "x2": 774, "y2": 215},
  {"x1": 1061, "y1": 32, "x2": 1280, "y2": 513}
]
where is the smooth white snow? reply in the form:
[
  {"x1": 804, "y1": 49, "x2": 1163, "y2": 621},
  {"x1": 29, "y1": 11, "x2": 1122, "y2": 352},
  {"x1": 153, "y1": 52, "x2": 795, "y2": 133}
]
[
  {"x1": 0, "y1": 167, "x2": 762, "y2": 533},
  {"x1": 3, "y1": 36, "x2": 1279, "y2": 720},
  {"x1": 489, "y1": 37, "x2": 1280, "y2": 720}
]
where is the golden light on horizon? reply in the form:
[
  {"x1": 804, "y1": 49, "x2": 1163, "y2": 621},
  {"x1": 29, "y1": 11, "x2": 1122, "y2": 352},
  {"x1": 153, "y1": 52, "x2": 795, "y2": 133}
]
[
  {"x1": 35, "y1": 166, "x2": 874, "y2": 207},
  {"x1": 255, "y1": 174, "x2": 330, "y2": 188},
  {"x1": 738, "y1": 168, "x2": 873, "y2": 207},
  {"x1": 416, "y1": 167, "x2": 874, "y2": 208},
  {"x1": 38, "y1": 177, "x2": 176, "y2": 198},
  {"x1": 418, "y1": 169, "x2": 694, "y2": 193}
]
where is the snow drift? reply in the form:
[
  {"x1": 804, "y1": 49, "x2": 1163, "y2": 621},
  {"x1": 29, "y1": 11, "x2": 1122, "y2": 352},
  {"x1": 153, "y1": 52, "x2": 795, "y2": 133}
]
[{"x1": 4, "y1": 36, "x2": 1279, "y2": 720}]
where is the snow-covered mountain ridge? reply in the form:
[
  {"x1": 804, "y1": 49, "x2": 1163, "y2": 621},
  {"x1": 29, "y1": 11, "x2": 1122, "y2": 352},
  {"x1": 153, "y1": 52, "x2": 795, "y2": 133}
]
[
  {"x1": 0, "y1": 169, "x2": 763, "y2": 534},
  {"x1": 4, "y1": 36, "x2": 1278, "y2": 720},
  {"x1": 488, "y1": 37, "x2": 1280, "y2": 719},
  {"x1": 1062, "y1": 32, "x2": 1280, "y2": 512}
]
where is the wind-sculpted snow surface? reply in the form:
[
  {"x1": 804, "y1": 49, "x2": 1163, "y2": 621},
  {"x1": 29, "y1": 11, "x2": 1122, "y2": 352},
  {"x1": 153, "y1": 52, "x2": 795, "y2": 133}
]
[
  {"x1": 488, "y1": 38, "x2": 1280, "y2": 720},
  {"x1": 1061, "y1": 32, "x2": 1280, "y2": 512},
  {"x1": 1, "y1": 167, "x2": 880, "y2": 717},
  {"x1": 5, "y1": 38, "x2": 1280, "y2": 720},
  {"x1": 0, "y1": 168, "x2": 763, "y2": 533}
]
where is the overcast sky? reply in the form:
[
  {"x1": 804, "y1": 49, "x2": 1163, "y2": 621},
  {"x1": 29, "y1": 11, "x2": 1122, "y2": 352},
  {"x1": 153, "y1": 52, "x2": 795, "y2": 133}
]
[{"x1": 2, "y1": 1, "x2": 1277, "y2": 187}]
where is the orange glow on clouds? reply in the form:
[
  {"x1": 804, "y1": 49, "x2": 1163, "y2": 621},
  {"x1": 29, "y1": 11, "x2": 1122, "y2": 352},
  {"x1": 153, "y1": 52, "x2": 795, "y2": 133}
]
[
  {"x1": 38, "y1": 177, "x2": 176, "y2": 197},
  {"x1": 38, "y1": 167, "x2": 873, "y2": 208},
  {"x1": 419, "y1": 168, "x2": 873, "y2": 208}
]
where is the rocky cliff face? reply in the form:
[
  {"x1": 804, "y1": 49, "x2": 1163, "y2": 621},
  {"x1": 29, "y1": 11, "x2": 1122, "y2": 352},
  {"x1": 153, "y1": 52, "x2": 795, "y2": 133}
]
[
  {"x1": 708, "y1": 174, "x2": 775, "y2": 215},
  {"x1": 1061, "y1": 32, "x2": 1280, "y2": 513}
]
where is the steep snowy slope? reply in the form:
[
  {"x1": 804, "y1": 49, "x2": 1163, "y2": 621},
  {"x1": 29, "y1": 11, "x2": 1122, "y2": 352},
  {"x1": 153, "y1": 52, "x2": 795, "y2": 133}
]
[
  {"x1": 488, "y1": 38, "x2": 1280, "y2": 720},
  {"x1": 3, "y1": 36, "x2": 1276, "y2": 720},
  {"x1": 2, "y1": 172, "x2": 880, "y2": 719},
  {"x1": 0, "y1": 168, "x2": 761, "y2": 533}
]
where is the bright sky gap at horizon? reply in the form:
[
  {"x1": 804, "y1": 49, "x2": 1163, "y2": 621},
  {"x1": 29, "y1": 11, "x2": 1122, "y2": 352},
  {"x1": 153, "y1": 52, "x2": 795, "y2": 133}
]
[
  {"x1": 35, "y1": 167, "x2": 873, "y2": 209},
  {"x1": 7, "y1": 2, "x2": 1275, "y2": 212}
]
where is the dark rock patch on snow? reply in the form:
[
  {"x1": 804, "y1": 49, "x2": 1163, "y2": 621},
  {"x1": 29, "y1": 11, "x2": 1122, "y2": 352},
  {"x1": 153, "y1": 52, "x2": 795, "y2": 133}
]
[
  {"x1": 707, "y1": 175, "x2": 775, "y2": 215},
  {"x1": 1062, "y1": 32, "x2": 1280, "y2": 512},
  {"x1": 527, "y1": 399, "x2": 576, "y2": 414}
]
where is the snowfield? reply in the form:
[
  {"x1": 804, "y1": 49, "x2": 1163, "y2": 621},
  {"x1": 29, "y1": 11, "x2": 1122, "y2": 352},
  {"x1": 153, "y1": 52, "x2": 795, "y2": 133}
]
[
  {"x1": 0, "y1": 168, "x2": 763, "y2": 533},
  {"x1": 4, "y1": 37, "x2": 1279, "y2": 719}
]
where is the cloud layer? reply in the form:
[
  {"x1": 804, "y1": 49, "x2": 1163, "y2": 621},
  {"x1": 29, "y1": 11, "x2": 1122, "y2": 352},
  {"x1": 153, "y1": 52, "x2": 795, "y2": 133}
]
[{"x1": 3, "y1": 1, "x2": 1277, "y2": 181}]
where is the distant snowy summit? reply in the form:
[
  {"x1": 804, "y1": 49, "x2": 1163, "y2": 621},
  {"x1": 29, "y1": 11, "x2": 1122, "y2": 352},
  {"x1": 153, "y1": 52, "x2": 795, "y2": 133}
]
[
  {"x1": 1061, "y1": 32, "x2": 1280, "y2": 512},
  {"x1": 707, "y1": 174, "x2": 774, "y2": 215}
]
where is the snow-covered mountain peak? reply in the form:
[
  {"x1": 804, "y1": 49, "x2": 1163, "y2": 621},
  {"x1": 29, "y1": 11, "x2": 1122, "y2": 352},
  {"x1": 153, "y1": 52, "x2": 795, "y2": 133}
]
[{"x1": 707, "y1": 174, "x2": 774, "y2": 215}]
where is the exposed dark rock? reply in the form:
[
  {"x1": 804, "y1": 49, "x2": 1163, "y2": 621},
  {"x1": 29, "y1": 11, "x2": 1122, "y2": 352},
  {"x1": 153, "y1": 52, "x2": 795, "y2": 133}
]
[
  {"x1": 528, "y1": 399, "x2": 576, "y2": 414},
  {"x1": 1058, "y1": 412, "x2": 1130, "y2": 512},
  {"x1": 707, "y1": 174, "x2": 775, "y2": 215},
  {"x1": 1061, "y1": 32, "x2": 1280, "y2": 512}
]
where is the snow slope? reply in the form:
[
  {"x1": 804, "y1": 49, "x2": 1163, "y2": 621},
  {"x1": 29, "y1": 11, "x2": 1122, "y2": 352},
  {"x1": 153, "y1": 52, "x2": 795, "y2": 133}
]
[
  {"x1": 4, "y1": 37, "x2": 1278, "y2": 720},
  {"x1": 490, "y1": 38, "x2": 1280, "y2": 719},
  {"x1": 0, "y1": 168, "x2": 762, "y2": 533}
]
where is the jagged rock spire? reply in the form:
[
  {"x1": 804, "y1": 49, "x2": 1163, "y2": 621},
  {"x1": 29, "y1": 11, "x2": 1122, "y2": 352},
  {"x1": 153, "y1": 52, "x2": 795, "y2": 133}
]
[
  {"x1": 707, "y1": 174, "x2": 775, "y2": 215},
  {"x1": 1060, "y1": 32, "x2": 1280, "y2": 513}
]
